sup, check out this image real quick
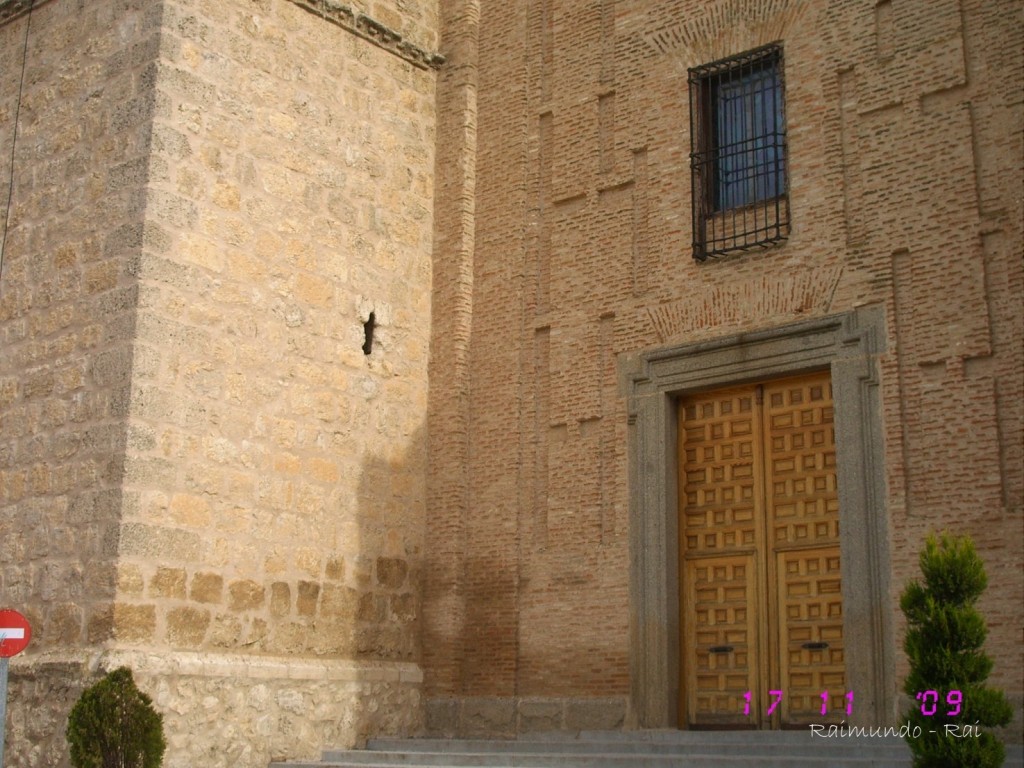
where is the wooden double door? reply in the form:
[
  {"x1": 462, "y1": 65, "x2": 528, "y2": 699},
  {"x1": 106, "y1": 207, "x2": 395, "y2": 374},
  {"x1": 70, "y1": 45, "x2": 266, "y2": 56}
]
[{"x1": 678, "y1": 372, "x2": 846, "y2": 729}]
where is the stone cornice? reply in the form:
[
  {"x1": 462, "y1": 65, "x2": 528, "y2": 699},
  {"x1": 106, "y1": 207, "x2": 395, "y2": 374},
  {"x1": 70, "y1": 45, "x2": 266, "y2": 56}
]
[
  {"x1": 286, "y1": 0, "x2": 445, "y2": 70},
  {"x1": 0, "y1": 0, "x2": 446, "y2": 71},
  {"x1": 0, "y1": 0, "x2": 36, "y2": 27}
]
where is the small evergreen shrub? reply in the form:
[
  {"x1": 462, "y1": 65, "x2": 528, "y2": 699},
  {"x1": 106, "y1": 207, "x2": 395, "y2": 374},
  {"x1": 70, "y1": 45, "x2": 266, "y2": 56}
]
[
  {"x1": 901, "y1": 533, "x2": 1012, "y2": 767},
  {"x1": 66, "y1": 667, "x2": 166, "y2": 768}
]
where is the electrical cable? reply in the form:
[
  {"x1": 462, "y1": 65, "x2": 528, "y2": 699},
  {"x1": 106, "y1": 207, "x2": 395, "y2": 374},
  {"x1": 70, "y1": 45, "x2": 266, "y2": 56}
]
[{"x1": 0, "y1": 1, "x2": 33, "y2": 296}]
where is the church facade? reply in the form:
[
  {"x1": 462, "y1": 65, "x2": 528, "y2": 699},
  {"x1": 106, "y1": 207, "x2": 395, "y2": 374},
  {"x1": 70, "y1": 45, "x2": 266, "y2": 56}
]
[{"x1": 0, "y1": 0, "x2": 1020, "y2": 766}]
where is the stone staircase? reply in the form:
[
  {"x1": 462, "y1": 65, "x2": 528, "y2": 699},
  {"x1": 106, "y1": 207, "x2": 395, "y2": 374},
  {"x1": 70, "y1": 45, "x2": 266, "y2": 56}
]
[
  {"x1": 270, "y1": 730, "x2": 1024, "y2": 767},
  {"x1": 269, "y1": 729, "x2": 932, "y2": 767}
]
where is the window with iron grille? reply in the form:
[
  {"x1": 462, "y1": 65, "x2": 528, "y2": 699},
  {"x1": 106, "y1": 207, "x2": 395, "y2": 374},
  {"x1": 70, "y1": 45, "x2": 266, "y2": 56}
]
[{"x1": 689, "y1": 44, "x2": 790, "y2": 261}]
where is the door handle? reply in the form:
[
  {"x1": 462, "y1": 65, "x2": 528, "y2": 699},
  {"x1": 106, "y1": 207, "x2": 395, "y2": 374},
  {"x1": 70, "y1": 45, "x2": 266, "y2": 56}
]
[
  {"x1": 801, "y1": 641, "x2": 829, "y2": 650},
  {"x1": 708, "y1": 645, "x2": 734, "y2": 654}
]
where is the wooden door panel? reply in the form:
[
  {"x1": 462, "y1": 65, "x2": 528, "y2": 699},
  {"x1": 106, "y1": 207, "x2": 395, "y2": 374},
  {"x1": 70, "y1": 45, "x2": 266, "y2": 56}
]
[
  {"x1": 683, "y1": 555, "x2": 758, "y2": 728},
  {"x1": 762, "y1": 374, "x2": 844, "y2": 725},
  {"x1": 762, "y1": 376, "x2": 839, "y2": 550},
  {"x1": 679, "y1": 390, "x2": 760, "y2": 556},
  {"x1": 776, "y1": 547, "x2": 845, "y2": 724}
]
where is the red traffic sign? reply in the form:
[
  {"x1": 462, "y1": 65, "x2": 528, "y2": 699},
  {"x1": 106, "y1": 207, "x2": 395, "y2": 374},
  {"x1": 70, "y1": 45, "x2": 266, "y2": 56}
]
[{"x1": 0, "y1": 610, "x2": 31, "y2": 658}]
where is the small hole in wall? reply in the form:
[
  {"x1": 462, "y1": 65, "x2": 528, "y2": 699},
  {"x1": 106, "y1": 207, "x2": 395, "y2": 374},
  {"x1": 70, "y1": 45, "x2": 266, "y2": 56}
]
[{"x1": 362, "y1": 312, "x2": 375, "y2": 355}]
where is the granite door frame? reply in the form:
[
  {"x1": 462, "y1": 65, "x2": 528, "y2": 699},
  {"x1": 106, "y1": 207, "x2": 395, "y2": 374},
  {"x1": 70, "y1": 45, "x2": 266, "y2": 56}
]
[{"x1": 620, "y1": 306, "x2": 893, "y2": 729}]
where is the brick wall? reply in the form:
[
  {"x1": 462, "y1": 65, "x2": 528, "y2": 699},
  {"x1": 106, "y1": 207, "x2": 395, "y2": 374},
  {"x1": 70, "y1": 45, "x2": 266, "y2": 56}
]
[{"x1": 425, "y1": 0, "x2": 1022, "y2": 737}]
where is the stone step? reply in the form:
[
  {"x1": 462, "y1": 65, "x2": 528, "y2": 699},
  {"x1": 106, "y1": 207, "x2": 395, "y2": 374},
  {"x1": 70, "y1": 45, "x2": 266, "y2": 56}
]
[
  {"x1": 270, "y1": 731, "x2": 911, "y2": 767},
  {"x1": 271, "y1": 755, "x2": 907, "y2": 768},
  {"x1": 362, "y1": 736, "x2": 909, "y2": 758},
  {"x1": 269, "y1": 731, "x2": 1024, "y2": 768}
]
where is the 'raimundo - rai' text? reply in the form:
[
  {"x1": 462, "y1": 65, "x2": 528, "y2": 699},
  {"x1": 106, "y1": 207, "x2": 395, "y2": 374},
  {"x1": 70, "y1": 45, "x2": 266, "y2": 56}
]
[{"x1": 810, "y1": 721, "x2": 983, "y2": 739}]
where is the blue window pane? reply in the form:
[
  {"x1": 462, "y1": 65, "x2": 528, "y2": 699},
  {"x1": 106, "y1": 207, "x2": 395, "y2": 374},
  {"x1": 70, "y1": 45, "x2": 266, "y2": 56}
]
[{"x1": 715, "y1": 66, "x2": 784, "y2": 210}]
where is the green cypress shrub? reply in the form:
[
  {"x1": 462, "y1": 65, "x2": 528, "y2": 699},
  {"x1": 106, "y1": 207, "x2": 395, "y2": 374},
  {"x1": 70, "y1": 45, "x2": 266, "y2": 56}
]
[
  {"x1": 66, "y1": 667, "x2": 166, "y2": 768},
  {"x1": 901, "y1": 533, "x2": 1012, "y2": 767}
]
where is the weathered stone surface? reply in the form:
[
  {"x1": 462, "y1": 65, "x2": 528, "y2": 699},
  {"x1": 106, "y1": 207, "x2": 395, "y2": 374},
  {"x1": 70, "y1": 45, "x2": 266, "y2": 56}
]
[
  {"x1": 113, "y1": 603, "x2": 156, "y2": 643},
  {"x1": 518, "y1": 699, "x2": 564, "y2": 733},
  {"x1": 6, "y1": 653, "x2": 423, "y2": 768},
  {"x1": 270, "y1": 581, "x2": 291, "y2": 618},
  {"x1": 228, "y1": 580, "x2": 266, "y2": 612},
  {"x1": 320, "y1": 583, "x2": 359, "y2": 618},
  {"x1": 296, "y1": 580, "x2": 320, "y2": 617},
  {"x1": 462, "y1": 697, "x2": 516, "y2": 738},
  {"x1": 376, "y1": 557, "x2": 408, "y2": 589},
  {"x1": 0, "y1": 0, "x2": 435, "y2": 763},
  {"x1": 565, "y1": 698, "x2": 626, "y2": 732},
  {"x1": 166, "y1": 606, "x2": 211, "y2": 646},
  {"x1": 149, "y1": 567, "x2": 187, "y2": 599},
  {"x1": 325, "y1": 555, "x2": 346, "y2": 581},
  {"x1": 425, "y1": 697, "x2": 458, "y2": 737},
  {"x1": 189, "y1": 572, "x2": 223, "y2": 604}
]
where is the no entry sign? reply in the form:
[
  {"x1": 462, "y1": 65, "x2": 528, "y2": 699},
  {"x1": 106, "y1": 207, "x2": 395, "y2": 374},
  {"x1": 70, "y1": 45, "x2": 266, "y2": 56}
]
[
  {"x1": 0, "y1": 609, "x2": 30, "y2": 766},
  {"x1": 0, "y1": 610, "x2": 30, "y2": 658}
]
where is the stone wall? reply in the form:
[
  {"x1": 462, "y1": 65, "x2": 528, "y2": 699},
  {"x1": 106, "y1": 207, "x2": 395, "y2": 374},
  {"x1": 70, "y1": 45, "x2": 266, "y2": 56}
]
[
  {"x1": 122, "y1": 0, "x2": 435, "y2": 671},
  {"x1": 1, "y1": 0, "x2": 439, "y2": 765},
  {"x1": 425, "y1": 0, "x2": 1022, "y2": 737},
  {"x1": 0, "y1": 0, "x2": 160, "y2": 741},
  {"x1": 8, "y1": 652, "x2": 422, "y2": 767}
]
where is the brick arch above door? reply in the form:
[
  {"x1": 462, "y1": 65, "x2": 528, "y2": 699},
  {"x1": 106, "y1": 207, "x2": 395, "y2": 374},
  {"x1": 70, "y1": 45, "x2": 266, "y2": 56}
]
[{"x1": 619, "y1": 306, "x2": 893, "y2": 729}]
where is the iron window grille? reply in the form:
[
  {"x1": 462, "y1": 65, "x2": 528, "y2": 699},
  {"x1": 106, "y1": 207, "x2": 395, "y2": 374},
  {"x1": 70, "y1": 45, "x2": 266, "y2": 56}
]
[{"x1": 689, "y1": 44, "x2": 790, "y2": 261}]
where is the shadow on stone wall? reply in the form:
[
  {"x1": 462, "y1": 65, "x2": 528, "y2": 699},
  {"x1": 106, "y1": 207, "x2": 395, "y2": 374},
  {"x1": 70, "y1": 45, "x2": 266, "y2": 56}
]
[{"x1": 346, "y1": 420, "x2": 428, "y2": 747}]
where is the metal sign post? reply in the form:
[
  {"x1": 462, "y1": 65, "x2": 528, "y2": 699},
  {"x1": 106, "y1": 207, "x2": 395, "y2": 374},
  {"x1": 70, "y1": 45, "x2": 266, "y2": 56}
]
[
  {"x1": 0, "y1": 610, "x2": 32, "y2": 768},
  {"x1": 0, "y1": 655, "x2": 7, "y2": 768}
]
